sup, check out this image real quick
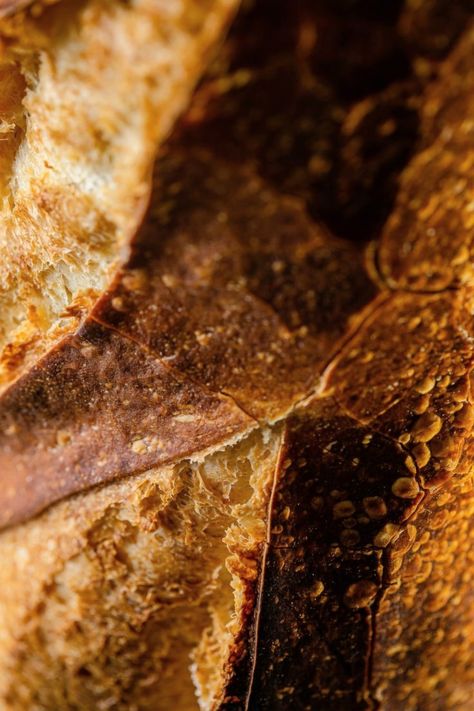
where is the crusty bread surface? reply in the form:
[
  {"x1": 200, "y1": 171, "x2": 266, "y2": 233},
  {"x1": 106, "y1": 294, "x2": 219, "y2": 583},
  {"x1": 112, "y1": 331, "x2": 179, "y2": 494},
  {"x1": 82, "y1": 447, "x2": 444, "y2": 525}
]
[
  {"x1": 0, "y1": 1, "x2": 473, "y2": 710},
  {"x1": 0, "y1": 0, "x2": 238, "y2": 393}
]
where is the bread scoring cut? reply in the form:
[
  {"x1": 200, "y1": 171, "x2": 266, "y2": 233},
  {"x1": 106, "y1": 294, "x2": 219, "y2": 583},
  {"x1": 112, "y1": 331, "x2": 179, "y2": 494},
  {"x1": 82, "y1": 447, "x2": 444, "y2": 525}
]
[
  {"x1": 0, "y1": 149, "x2": 373, "y2": 530},
  {"x1": 0, "y1": 0, "x2": 239, "y2": 392},
  {"x1": 0, "y1": 1, "x2": 472, "y2": 710}
]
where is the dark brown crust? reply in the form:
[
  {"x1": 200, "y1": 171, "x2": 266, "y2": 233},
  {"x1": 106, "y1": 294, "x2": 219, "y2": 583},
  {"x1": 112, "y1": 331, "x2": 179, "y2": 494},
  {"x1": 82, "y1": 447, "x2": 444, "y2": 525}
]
[
  {"x1": 0, "y1": 148, "x2": 375, "y2": 529},
  {"x1": 222, "y1": 291, "x2": 474, "y2": 710},
  {"x1": 300, "y1": 0, "x2": 409, "y2": 101},
  {"x1": 0, "y1": 321, "x2": 253, "y2": 529},
  {"x1": 95, "y1": 148, "x2": 375, "y2": 420},
  {"x1": 215, "y1": 12, "x2": 474, "y2": 710},
  {"x1": 180, "y1": 0, "x2": 431, "y2": 244},
  {"x1": 0, "y1": 1, "x2": 473, "y2": 708}
]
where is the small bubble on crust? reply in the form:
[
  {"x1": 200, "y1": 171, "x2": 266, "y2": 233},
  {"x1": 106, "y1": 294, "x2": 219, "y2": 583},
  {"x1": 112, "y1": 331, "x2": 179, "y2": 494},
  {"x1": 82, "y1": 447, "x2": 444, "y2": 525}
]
[
  {"x1": 374, "y1": 523, "x2": 400, "y2": 548},
  {"x1": 411, "y1": 412, "x2": 442, "y2": 442},
  {"x1": 333, "y1": 500, "x2": 356, "y2": 519},
  {"x1": 344, "y1": 580, "x2": 378, "y2": 609},
  {"x1": 415, "y1": 376, "x2": 435, "y2": 394},
  {"x1": 392, "y1": 477, "x2": 420, "y2": 499},
  {"x1": 363, "y1": 496, "x2": 387, "y2": 519},
  {"x1": 412, "y1": 442, "x2": 431, "y2": 468},
  {"x1": 310, "y1": 581, "x2": 325, "y2": 599}
]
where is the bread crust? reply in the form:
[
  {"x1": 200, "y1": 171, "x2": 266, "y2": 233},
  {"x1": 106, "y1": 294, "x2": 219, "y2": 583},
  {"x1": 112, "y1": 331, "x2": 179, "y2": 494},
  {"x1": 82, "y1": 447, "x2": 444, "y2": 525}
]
[
  {"x1": 0, "y1": 0, "x2": 239, "y2": 393},
  {"x1": 216, "y1": 15, "x2": 474, "y2": 711},
  {"x1": 0, "y1": 149, "x2": 374, "y2": 528},
  {"x1": 229, "y1": 290, "x2": 473, "y2": 709},
  {"x1": 379, "y1": 26, "x2": 474, "y2": 290},
  {"x1": 0, "y1": 2, "x2": 473, "y2": 710}
]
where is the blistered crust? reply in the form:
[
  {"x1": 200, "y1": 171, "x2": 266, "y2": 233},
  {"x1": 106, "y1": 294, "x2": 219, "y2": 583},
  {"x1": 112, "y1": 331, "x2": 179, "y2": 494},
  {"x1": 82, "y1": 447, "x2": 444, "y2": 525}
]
[
  {"x1": 0, "y1": 2, "x2": 473, "y2": 710},
  {"x1": 378, "y1": 25, "x2": 474, "y2": 290},
  {"x1": 234, "y1": 291, "x2": 474, "y2": 710}
]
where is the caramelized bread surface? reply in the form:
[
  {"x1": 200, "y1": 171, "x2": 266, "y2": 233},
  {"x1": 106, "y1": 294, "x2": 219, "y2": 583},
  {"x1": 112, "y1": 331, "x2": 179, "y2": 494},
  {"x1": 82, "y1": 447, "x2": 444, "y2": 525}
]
[{"x1": 0, "y1": 1, "x2": 472, "y2": 709}]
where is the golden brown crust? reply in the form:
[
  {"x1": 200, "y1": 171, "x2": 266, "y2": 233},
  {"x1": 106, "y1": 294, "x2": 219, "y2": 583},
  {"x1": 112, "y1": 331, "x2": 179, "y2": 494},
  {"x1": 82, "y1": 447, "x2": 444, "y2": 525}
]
[
  {"x1": 378, "y1": 24, "x2": 474, "y2": 291},
  {"x1": 0, "y1": 1, "x2": 473, "y2": 709}
]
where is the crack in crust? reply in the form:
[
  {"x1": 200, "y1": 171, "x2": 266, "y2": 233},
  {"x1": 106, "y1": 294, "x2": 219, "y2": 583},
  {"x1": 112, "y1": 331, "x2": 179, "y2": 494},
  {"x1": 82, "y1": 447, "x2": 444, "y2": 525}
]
[{"x1": 0, "y1": 1, "x2": 473, "y2": 710}]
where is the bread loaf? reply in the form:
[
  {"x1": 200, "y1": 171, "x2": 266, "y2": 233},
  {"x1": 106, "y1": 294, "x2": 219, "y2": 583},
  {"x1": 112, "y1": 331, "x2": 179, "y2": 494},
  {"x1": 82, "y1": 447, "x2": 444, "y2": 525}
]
[{"x1": 0, "y1": 1, "x2": 472, "y2": 709}]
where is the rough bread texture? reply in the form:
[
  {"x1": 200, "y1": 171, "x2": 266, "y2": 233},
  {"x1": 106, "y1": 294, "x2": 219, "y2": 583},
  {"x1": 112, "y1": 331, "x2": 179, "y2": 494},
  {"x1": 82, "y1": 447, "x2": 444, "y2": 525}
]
[
  {"x1": 0, "y1": 144, "x2": 374, "y2": 528},
  {"x1": 0, "y1": 1, "x2": 473, "y2": 710},
  {"x1": 0, "y1": 0, "x2": 239, "y2": 392},
  {"x1": 0, "y1": 427, "x2": 282, "y2": 709},
  {"x1": 379, "y1": 22, "x2": 474, "y2": 290}
]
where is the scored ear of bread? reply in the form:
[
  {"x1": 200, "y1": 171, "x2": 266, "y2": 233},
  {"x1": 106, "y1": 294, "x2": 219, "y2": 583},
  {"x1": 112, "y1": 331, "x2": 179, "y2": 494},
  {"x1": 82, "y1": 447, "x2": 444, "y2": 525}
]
[
  {"x1": 0, "y1": 0, "x2": 239, "y2": 392},
  {"x1": 0, "y1": 2, "x2": 473, "y2": 711}
]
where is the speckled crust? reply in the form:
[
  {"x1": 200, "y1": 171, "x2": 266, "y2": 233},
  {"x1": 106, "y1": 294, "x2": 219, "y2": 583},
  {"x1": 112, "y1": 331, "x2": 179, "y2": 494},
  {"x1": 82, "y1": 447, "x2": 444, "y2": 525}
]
[
  {"x1": 0, "y1": 147, "x2": 374, "y2": 529},
  {"x1": 0, "y1": 321, "x2": 253, "y2": 529},
  {"x1": 222, "y1": 293, "x2": 474, "y2": 710},
  {"x1": 0, "y1": 2, "x2": 473, "y2": 710},
  {"x1": 95, "y1": 149, "x2": 374, "y2": 420},
  {"x1": 378, "y1": 24, "x2": 474, "y2": 290}
]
